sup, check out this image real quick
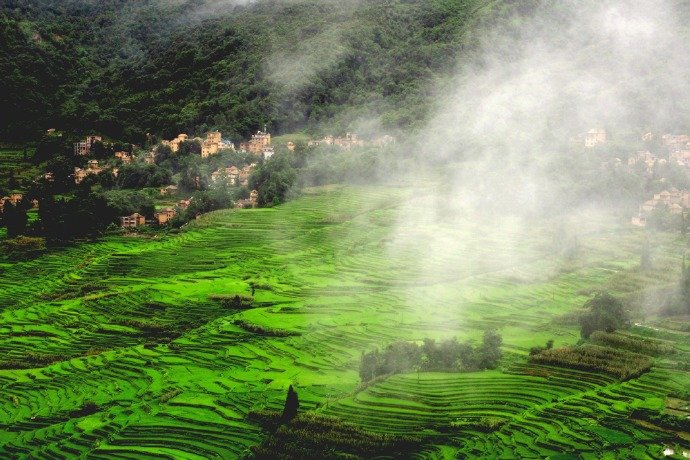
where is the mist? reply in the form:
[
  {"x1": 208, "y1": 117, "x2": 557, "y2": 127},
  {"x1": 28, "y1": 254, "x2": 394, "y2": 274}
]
[{"x1": 364, "y1": 0, "x2": 690, "y2": 326}]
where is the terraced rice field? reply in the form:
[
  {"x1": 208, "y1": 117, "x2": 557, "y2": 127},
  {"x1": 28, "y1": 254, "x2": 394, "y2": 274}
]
[
  {"x1": 0, "y1": 185, "x2": 688, "y2": 458},
  {"x1": 0, "y1": 148, "x2": 38, "y2": 191}
]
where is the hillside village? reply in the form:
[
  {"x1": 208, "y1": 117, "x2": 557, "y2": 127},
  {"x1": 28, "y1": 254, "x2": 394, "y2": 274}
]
[
  {"x1": 628, "y1": 134, "x2": 690, "y2": 228},
  {"x1": 6, "y1": 123, "x2": 690, "y2": 238},
  {"x1": 0, "y1": 128, "x2": 398, "y2": 236}
]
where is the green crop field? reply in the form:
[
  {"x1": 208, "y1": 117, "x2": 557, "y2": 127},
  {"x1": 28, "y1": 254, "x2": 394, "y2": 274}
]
[{"x1": 0, "y1": 185, "x2": 688, "y2": 458}]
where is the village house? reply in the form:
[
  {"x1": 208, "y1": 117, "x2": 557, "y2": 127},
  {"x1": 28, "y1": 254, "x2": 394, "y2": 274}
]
[
  {"x1": 162, "y1": 133, "x2": 189, "y2": 153},
  {"x1": 201, "y1": 131, "x2": 223, "y2": 158},
  {"x1": 584, "y1": 128, "x2": 607, "y2": 148},
  {"x1": 241, "y1": 130, "x2": 271, "y2": 156},
  {"x1": 145, "y1": 151, "x2": 156, "y2": 165},
  {"x1": 235, "y1": 190, "x2": 259, "y2": 208},
  {"x1": 74, "y1": 135, "x2": 102, "y2": 156},
  {"x1": 633, "y1": 188, "x2": 690, "y2": 226},
  {"x1": 371, "y1": 135, "x2": 396, "y2": 148},
  {"x1": 73, "y1": 160, "x2": 105, "y2": 184},
  {"x1": 662, "y1": 134, "x2": 690, "y2": 151},
  {"x1": 262, "y1": 146, "x2": 275, "y2": 160},
  {"x1": 308, "y1": 135, "x2": 334, "y2": 147},
  {"x1": 160, "y1": 185, "x2": 178, "y2": 196},
  {"x1": 0, "y1": 193, "x2": 23, "y2": 211},
  {"x1": 308, "y1": 133, "x2": 364, "y2": 150},
  {"x1": 154, "y1": 207, "x2": 176, "y2": 225},
  {"x1": 120, "y1": 213, "x2": 146, "y2": 228},
  {"x1": 335, "y1": 132, "x2": 365, "y2": 149},
  {"x1": 287, "y1": 141, "x2": 296, "y2": 152},
  {"x1": 631, "y1": 213, "x2": 647, "y2": 227},
  {"x1": 239, "y1": 164, "x2": 255, "y2": 186},
  {"x1": 42, "y1": 172, "x2": 54, "y2": 182},
  {"x1": 178, "y1": 198, "x2": 192, "y2": 210},
  {"x1": 211, "y1": 166, "x2": 240, "y2": 185},
  {"x1": 115, "y1": 151, "x2": 132, "y2": 164},
  {"x1": 669, "y1": 149, "x2": 690, "y2": 166},
  {"x1": 628, "y1": 151, "x2": 663, "y2": 172}
]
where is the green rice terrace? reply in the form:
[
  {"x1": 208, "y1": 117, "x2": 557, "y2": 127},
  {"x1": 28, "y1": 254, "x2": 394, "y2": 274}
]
[{"x1": 0, "y1": 186, "x2": 689, "y2": 458}]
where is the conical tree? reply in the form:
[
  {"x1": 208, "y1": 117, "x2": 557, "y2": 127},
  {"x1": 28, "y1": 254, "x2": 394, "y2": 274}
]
[{"x1": 281, "y1": 385, "x2": 299, "y2": 423}]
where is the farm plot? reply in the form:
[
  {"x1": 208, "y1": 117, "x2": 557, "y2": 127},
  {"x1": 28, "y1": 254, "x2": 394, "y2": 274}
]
[{"x1": 0, "y1": 185, "x2": 687, "y2": 458}]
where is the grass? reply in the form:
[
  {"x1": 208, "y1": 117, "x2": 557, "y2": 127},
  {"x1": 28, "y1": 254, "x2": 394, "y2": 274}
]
[{"x1": 0, "y1": 185, "x2": 688, "y2": 458}]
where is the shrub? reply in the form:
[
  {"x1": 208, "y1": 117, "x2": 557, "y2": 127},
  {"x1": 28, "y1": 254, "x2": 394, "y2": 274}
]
[
  {"x1": 233, "y1": 320, "x2": 299, "y2": 337},
  {"x1": 1, "y1": 236, "x2": 47, "y2": 260},
  {"x1": 528, "y1": 344, "x2": 652, "y2": 380},
  {"x1": 589, "y1": 331, "x2": 674, "y2": 356},
  {"x1": 209, "y1": 294, "x2": 254, "y2": 308}
]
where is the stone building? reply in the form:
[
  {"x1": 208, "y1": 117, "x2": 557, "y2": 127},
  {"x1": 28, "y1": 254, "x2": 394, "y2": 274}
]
[
  {"x1": 178, "y1": 198, "x2": 192, "y2": 210},
  {"x1": 634, "y1": 188, "x2": 690, "y2": 226},
  {"x1": 160, "y1": 185, "x2": 178, "y2": 196},
  {"x1": 74, "y1": 135, "x2": 102, "y2": 156},
  {"x1": 154, "y1": 208, "x2": 176, "y2": 225},
  {"x1": 74, "y1": 161, "x2": 103, "y2": 184},
  {"x1": 201, "y1": 131, "x2": 223, "y2": 158},
  {"x1": 115, "y1": 151, "x2": 132, "y2": 164},
  {"x1": 242, "y1": 130, "x2": 271, "y2": 155},
  {"x1": 584, "y1": 129, "x2": 607, "y2": 148},
  {"x1": 120, "y1": 213, "x2": 146, "y2": 228},
  {"x1": 211, "y1": 166, "x2": 240, "y2": 185},
  {"x1": 162, "y1": 134, "x2": 189, "y2": 153},
  {"x1": 235, "y1": 190, "x2": 259, "y2": 208}
]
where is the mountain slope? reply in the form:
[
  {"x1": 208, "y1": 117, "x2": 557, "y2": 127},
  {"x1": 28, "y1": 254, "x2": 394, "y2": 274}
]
[{"x1": 0, "y1": 0, "x2": 504, "y2": 142}]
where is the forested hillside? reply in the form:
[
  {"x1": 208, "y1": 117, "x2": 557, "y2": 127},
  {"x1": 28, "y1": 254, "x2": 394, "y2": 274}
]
[{"x1": 0, "y1": 0, "x2": 506, "y2": 143}]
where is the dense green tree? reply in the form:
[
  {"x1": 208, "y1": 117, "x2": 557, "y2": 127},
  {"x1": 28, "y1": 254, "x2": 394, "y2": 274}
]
[
  {"x1": 250, "y1": 155, "x2": 297, "y2": 206},
  {"x1": 580, "y1": 292, "x2": 629, "y2": 338},
  {"x1": 3, "y1": 201, "x2": 28, "y2": 237},
  {"x1": 478, "y1": 329, "x2": 503, "y2": 369}
]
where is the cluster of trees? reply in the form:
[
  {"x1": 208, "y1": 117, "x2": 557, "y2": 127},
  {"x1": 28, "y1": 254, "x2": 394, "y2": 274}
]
[{"x1": 359, "y1": 330, "x2": 502, "y2": 382}]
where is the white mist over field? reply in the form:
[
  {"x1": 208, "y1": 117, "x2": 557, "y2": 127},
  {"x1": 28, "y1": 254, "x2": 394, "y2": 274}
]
[{"x1": 383, "y1": 0, "x2": 690, "y2": 325}]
